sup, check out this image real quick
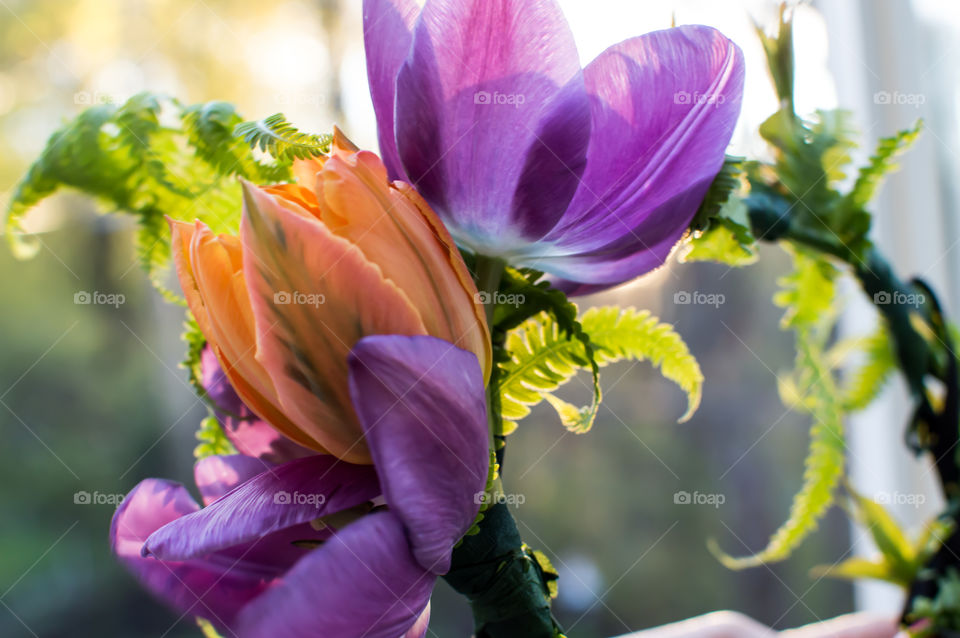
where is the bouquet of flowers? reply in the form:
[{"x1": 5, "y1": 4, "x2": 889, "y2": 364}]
[{"x1": 7, "y1": 1, "x2": 960, "y2": 636}]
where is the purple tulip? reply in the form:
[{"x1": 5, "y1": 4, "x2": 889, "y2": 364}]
[
  {"x1": 364, "y1": 0, "x2": 745, "y2": 292},
  {"x1": 111, "y1": 335, "x2": 489, "y2": 637}
]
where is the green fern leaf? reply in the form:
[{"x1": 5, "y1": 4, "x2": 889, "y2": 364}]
[
  {"x1": 833, "y1": 325, "x2": 897, "y2": 411},
  {"x1": 847, "y1": 121, "x2": 922, "y2": 209},
  {"x1": 234, "y1": 113, "x2": 332, "y2": 161},
  {"x1": 183, "y1": 101, "x2": 290, "y2": 183},
  {"x1": 773, "y1": 248, "x2": 839, "y2": 331},
  {"x1": 498, "y1": 312, "x2": 594, "y2": 435},
  {"x1": 715, "y1": 250, "x2": 846, "y2": 568},
  {"x1": 194, "y1": 415, "x2": 237, "y2": 459},
  {"x1": 4, "y1": 93, "x2": 294, "y2": 299},
  {"x1": 181, "y1": 315, "x2": 208, "y2": 399},
  {"x1": 497, "y1": 306, "x2": 703, "y2": 435},
  {"x1": 712, "y1": 339, "x2": 845, "y2": 568},
  {"x1": 581, "y1": 306, "x2": 703, "y2": 422},
  {"x1": 682, "y1": 156, "x2": 757, "y2": 267}
]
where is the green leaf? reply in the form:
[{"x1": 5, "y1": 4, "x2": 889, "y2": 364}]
[
  {"x1": 809, "y1": 556, "x2": 900, "y2": 585},
  {"x1": 833, "y1": 325, "x2": 897, "y2": 411},
  {"x1": 581, "y1": 306, "x2": 703, "y2": 422},
  {"x1": 714, "y1": 251, "x2": 845, "y2": 569},
  {"x1": 194, "y1": 415, "x2": 237, "y2": 460},
  {"x1": 847, "y1": 120, "x2": 922, "y2": 209},
  {"x1": 234, "y1": 113, "x2": 332, "y2": 161},
  {"x1": 4, "y1": 93, "x2": 294, "y2": 299},
  {"x1": 498, "y1": 312, "x2": 597, "y2": 435},
  {"x1": 712, "y1": 340, "x2": 845, "y2": 569},
  {"x1": 755, "y1": 107, "x2": 871, "y2": 258},
  {"x1": 680, "y1": 197, "x2": 758, "y2": 267},
  {"x1": 907, "y1": 568, "x2": 960, "y2": 633},
  {"x1": 690, "y1": 155, "x2": 746, "y2": 232},
  {"x1": 180, "y1": 315, "x2": 208, "y2": 400},
  {"x1": 497, "y1": 305, "x2": 703, "y2": 435},
  {"x1": 197, "y1": 618, "x2": 226, "y2": 638},
  {"x1": 494, "y1": 268, "x2": 603, "y2": 434},
  {"x1": 183, "y1": 101, "x2": 290, "y2": 183},
  {"x1": 773, "y1": 248, "x2": 839, "y2": 331}
]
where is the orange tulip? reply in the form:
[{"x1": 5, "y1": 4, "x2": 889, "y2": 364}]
[{"x1": 170, "y1": 129, "x2": 491, "y2": 464}]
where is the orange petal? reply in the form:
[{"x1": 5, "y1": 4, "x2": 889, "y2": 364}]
[
  {"x1": 312, "y1": 150, "x2": 491, "y2": 380},
  {"x1": 170, "y1": 217, "x2": 326, "y2": 454},
  {"x1": 240, "y1": 181, "x2": 429, "y2": 464}
]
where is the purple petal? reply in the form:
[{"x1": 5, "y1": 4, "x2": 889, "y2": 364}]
[
  {"x1": 237, "y1": 511, "x2": 435, "y2": 638},
  {"x1": 395, "y1": 0, "x2": 590, "y2": 251},
  {"x1": 536, "y1": 25, "x2": 744, "y2": 284},
  {"x1": 201, "y1": 346, "x2": 313, "y2": 464},
  {"x1": 145, "y1": 455, "x2": 380, "y2": 561},
  {"x1": 405, "y1": 602, "x2": 431, "y2": 638},
  {"x1": 194, "y1": 454, "x2": 274, "y2": 506},
  {"x1": 110, "y1": 479, "x2": 273, "y2": 632},
  {"x1": 348, "y1": 335, "x2": 488, "y2": 574},
  {"x1": 530, "y1": 185, "x2": 711, "y2": 290},
  {"x1": 363, "y1": 0, "x2": 420, "y2": 180}
]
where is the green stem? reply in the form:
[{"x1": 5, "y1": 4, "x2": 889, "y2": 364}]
[
  {"x1": 444, "y1": 255, "x2": 561, "y2": 637},
  {"x1": 475, "y1": 255, "x2": 506, "y2": 328}
]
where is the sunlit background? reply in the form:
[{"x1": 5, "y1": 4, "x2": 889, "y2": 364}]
[{"x1": 2, "y1": 0, "x2": 960, "y2": 636}]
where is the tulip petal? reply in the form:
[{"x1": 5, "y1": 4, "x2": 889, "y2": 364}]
[
  {"x1": 540, "y1": 25, "x2": 744, "y2": 278},
  {"x1": 348, "y1": 335, "x2": 488, "y2": 574},
  {"x1": 237, "y1": 511, "x2": 435, "y2": 638},
  {"x1": 310, "y1": 148, "x2": 490, "y2": 378},
  {"x1": 145, "y1": 455, "x2": 380, "y2": 561},
  {"x1": 395, "y1": 0, "x2": 589, "y2": 251},
  {"x1": 111, "y1": 479, "x2": 272, "y2": 632},
  {"x1": 527, "y1": 185, "x2": 710, "y2": 289},
  {"x1": 172, "y1": 219, "x2": 322, "y2": 454},
  {"x1": 240, "y1": 181, "x2": 428, "y2": 463},
  {"x1": 363, "y1": 0, "x2": 419, "y2": 180},
  {"x1": 201, "y1": 346, "x2": 314, "y2": 464},
  {"x1": 405, "y1": 602, "x2": 431, "y2": 638},
  {"x1": 194, "y1": 454, "x2": 273, "y2": 506}
]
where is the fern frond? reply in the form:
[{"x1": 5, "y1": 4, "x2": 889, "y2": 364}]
[
  {"x1": 833, "y1": 325, "x2": 897, "y2": 411},
  {"x1": 497, "y1": 305, "x2": 703, "y2": 435},
  {"x1": 4, "y1": 93, "x2": 295, "y2": 299},
  {"x1": 773, "y1": 248, "x2": 839, "y2": 331},
  {"x1": 848, "y1": 121, "x2": 922, "y2": 208},
  {"x1": 690, "y1": 155, "x2": 746, "y2": 231},
  {"x1": 581, "y1": 306, "x2": 703, "y2": 422},
  {"x1": 498, "y1": 312, "x2": 593, "y2": 434},
  {"x1": 235, "y1": 113, "x2": 332, "y2": 161},
  {"x1": 712, "y1": 340, "x2": 845, "y2": 568},
  {"x1": 194, "y1": 415, "x2": 237, "y2": 459}
]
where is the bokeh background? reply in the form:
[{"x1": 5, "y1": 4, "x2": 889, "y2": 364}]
[{"x1": 2, "y1": 0, "x2": 960, "y2": 636}]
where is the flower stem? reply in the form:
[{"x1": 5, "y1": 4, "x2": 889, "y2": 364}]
[
  {"x1": 448, "y1": 255, "x2": 561, "y2": 637},
  {"x1": 445, "y1": 504, "x2": 560, "y2": 638}
]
